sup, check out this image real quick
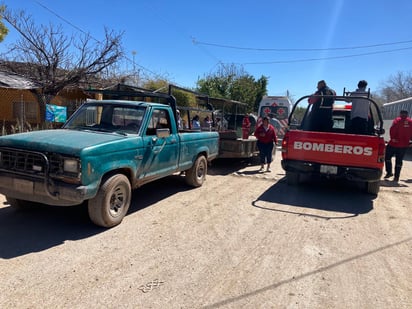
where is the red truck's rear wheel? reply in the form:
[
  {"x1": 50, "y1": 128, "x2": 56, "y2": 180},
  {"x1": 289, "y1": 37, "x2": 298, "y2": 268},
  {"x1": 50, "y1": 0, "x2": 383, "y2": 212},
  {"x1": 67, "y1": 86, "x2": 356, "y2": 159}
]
[
  {"x1": 366, "y1": 181, "x2": 380, "y2": 195},
  {"x1": 88, "y1": 174, "x2": 131, "y2": 228}
]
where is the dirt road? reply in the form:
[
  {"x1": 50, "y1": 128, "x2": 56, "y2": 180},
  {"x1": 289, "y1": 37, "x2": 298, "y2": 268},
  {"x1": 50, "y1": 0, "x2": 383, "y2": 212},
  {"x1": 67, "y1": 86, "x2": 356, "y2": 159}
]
[{"x1": 1, "y1": 150, "x2": 411, "y2": 308}]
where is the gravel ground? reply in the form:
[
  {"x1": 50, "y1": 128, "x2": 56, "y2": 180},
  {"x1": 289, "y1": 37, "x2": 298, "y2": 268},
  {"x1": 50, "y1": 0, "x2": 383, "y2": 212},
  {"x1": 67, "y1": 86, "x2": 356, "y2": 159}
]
[{"x1": 0, "y1": 149, "x2": 411, "y2": 308}]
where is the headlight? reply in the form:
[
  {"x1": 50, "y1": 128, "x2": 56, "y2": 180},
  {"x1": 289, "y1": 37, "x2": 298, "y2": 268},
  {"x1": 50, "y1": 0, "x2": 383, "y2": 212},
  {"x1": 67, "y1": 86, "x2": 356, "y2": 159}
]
[{"x1": 64, "y1": 159, "x2": 80, "y2": 173}]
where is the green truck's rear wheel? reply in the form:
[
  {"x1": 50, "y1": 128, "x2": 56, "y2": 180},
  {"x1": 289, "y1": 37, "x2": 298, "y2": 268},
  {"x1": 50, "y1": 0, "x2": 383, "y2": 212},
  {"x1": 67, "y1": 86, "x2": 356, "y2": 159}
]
[{"x1": 185, "y1": 155, "x2": 207, "y2": 187}]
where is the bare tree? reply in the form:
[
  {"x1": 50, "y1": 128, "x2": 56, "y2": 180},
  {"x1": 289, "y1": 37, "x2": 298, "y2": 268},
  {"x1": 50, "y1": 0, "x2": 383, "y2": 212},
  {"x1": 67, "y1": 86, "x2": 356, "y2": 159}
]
[
  {"x1": 379, "y1": 71, "x2": 412, "y2": 102},
  {"x1": 0, "y1": 8, "x2": 124, "y2": 124}
]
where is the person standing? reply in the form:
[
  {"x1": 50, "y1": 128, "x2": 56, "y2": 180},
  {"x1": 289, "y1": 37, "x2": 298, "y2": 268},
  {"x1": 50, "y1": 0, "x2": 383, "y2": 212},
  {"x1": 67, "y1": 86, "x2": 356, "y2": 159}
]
[
  {"x1": 349, "y1": 80, "x2": 370, "y2": 134},
  {"x1": 308, "y1": 80, "x2": 336, "y2": 132},
  {"x1": 176, "y1": 110, "x2": 183, "y2": 130},
  {"x1": 242, "y1": 114, "x2": 251, "y2": 139},
  {"x1": 384, "y1": 110, "x2": 412, "y2": 182},
  {"x1": 203, "y1": 115, "x2": 212, "y2": 130},
  {"x1": 192, "y1": 115, "x2": 201, "y2": 130},
  {"x1": 254, "y1": 116, "x2": 278, "y2": 172}
]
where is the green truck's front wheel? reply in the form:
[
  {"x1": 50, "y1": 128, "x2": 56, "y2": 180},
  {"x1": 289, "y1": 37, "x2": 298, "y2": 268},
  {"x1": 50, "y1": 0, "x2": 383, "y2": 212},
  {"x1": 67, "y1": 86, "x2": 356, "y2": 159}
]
[
  {"x1": 185, "y1": 155, "x2": 207, "y2": 187},
  {"x1": 88, "y1": 174, "x2": 131, "y2": 228}
]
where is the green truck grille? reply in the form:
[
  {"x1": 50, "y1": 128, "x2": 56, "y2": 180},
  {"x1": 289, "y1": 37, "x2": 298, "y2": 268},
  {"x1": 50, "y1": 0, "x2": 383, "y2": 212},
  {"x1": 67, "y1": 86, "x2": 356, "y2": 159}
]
[{"x1": 0, "y1": 148, "x2": 61, "y2": 176}]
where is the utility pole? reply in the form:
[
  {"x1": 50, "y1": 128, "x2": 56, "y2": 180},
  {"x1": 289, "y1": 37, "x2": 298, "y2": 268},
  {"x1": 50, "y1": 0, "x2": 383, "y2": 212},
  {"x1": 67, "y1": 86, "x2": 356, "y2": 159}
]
[
  {"x1": 20, "y1": 93, "x2": 25, "y2": 132},
  {"x1": 132, "y1": 50, "x2": 137, "y2": 86}
]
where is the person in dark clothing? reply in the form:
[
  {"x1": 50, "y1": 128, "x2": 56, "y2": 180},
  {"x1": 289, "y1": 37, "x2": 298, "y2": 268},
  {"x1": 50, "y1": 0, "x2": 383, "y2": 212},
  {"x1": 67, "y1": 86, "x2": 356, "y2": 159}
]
[
  {"x1": 384, "y1": 110, "x2": 412, "y2": 182},
  {"x1": 308, "y1": 80, "x2": 336, "y2": 132},
  {"x1": 349, "y1": 80, "x2": 370, "y2": 135}
]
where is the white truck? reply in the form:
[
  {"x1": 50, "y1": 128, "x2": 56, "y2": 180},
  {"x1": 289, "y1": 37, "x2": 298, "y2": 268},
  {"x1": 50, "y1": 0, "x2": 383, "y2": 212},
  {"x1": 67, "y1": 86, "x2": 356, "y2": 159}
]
[{"x1": 257, "y1": 95, "x2": 293, "y2": 140}]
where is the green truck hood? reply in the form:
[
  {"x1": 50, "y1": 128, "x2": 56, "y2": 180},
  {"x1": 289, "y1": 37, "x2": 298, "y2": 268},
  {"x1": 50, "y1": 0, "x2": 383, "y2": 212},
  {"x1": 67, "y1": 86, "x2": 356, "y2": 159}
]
[{"x1": 0, "y1": 129, "x2": 138, "y2": 156}]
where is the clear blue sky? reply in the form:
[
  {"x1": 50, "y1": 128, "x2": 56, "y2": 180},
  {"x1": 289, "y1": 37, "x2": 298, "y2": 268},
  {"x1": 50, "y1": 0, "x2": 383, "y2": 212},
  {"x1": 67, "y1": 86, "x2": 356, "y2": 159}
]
[{"x1": 2, "y1": 0, "x2": 412, "y2": 101}]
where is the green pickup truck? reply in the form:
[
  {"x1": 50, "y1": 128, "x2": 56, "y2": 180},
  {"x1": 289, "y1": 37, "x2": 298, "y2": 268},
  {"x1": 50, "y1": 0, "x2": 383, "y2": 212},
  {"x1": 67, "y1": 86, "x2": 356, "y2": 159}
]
[{"x1": 0, "y1": 98, "x2": 219, "y2": 227}]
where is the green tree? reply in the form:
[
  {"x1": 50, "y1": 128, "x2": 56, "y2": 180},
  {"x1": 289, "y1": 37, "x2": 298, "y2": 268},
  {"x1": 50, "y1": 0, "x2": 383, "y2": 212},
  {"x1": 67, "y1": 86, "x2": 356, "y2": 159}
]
[
  {"x1": 142, "y1": 79, "x2": 169, "y2": 93},
  {"x1": 0, "y1": 5, "x2": 8, "y2": 42},
  {"x1": 1, "y1": 8, "x2": 123, "y2": 125},
  {"x1": 196, "y1": 63, "x2": 268, "y2": 113},
  {"x1": 142, "y1": 79, "x2": 196, "y2": 107}
]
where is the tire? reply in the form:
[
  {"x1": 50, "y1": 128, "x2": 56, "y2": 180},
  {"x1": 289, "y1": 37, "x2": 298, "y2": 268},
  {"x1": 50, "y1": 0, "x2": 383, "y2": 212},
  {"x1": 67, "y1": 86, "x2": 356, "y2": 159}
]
[
  {"x1": 366, "y1": 180, "x2": 380, "y2": 195},
  {"x1": 286, "y1": 171, "x2": 300, "y2": 185},
  {"x1": 88, "y1": 174, "x2": 131, "y2": 228},
  {"x1": 185, "y1": 155, "x2": 207, "y2": 187}
]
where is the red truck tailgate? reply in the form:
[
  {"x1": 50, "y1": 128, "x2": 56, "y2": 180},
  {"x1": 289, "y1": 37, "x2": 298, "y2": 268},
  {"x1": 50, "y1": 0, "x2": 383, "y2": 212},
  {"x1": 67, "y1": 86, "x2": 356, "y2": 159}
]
[{"x1": 282, "y1": 131, "x2": 385, "y2": 169}]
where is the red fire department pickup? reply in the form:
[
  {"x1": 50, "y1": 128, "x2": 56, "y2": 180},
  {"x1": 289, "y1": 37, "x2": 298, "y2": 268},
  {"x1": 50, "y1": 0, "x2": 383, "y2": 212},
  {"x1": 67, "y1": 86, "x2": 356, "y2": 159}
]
[{"x1": 281, "y1": 94, "x2": 385, "y2": 195}]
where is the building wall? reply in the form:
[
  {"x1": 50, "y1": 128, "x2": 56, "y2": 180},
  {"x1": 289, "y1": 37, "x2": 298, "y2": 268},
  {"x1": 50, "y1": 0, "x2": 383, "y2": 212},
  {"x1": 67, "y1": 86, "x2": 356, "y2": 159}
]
[
  {"x1": 0, "y1": 87, "x2": 90, "y2": 133},
  {"x1": 0, "y1": 88, "x2": 39, "y2": 122}
]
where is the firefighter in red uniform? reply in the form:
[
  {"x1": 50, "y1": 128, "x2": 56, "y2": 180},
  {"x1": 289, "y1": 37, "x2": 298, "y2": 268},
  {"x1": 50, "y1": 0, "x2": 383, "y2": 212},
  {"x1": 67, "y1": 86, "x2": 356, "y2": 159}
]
[
  {"x1": 242, "y1": 114, "x2": 251, "y2": 139},
  {"x1": 384, "y1": 110, "x2": 412, "y2": 182}
]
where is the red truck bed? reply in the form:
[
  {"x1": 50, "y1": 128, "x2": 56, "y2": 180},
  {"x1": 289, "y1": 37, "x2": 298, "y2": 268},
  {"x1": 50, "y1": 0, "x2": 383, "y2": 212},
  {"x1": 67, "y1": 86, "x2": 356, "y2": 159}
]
[
  {"x1": 281, "y1": 95, "x2": 385, "y2": 195},
  {"x1": 282, "y1": 130, "x2": 384, "y2": 169}
]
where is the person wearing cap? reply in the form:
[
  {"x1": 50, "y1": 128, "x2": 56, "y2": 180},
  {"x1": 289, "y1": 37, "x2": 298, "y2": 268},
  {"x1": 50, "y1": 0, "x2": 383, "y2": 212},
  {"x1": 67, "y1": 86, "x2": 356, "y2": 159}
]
[
  {"x1": 349, "y1": 80, "x2": 370, "y2": 134},
  {"x1": 308, "y1": 80, "x2": 336, "y2": 132},
  {"x1": 384, "y1": 110, "x2": 412, "y2": 182}
]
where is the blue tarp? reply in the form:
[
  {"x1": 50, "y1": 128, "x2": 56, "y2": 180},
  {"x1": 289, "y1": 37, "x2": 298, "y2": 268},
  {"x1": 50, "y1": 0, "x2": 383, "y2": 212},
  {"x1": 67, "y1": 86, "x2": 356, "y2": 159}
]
[{"x1": 46, "y1": 104, "x2": 67, "y2": 123}]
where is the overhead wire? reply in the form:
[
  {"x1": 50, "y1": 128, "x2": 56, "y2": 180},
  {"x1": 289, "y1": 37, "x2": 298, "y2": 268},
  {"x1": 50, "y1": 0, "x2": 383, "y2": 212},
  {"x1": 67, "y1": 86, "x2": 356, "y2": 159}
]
[
  {"x1": 34, "y1": 1, "x2": 412, "y2": 78},
  {"x1": 240, "y1": 46, "x2": 412, "y2": 65},
  {"x1": 33, "y1": 0, "x2": 167, "y2": 81},
  {"x1": 192, "y1": 37, "x2": 412, "y2": 65},
  {"x1": 192, "y1": 38, "x2": 412, "y2": 52}
]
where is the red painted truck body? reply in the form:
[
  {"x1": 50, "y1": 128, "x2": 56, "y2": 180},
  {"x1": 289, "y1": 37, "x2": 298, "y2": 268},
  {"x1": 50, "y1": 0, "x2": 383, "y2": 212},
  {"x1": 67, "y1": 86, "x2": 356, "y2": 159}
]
[{"x1": 281, "y1": 95, "x2": 385, "y2": 194}]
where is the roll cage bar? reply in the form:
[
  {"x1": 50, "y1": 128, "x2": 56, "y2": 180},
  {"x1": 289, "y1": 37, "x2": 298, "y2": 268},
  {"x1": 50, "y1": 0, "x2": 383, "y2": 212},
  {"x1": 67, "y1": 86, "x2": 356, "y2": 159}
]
[
  {"x1": 288, "y1": 95, "x2": 385, "y2": 135},
  {"x1": 85, "y1": 83, "x2": 250, "y2": 131}
]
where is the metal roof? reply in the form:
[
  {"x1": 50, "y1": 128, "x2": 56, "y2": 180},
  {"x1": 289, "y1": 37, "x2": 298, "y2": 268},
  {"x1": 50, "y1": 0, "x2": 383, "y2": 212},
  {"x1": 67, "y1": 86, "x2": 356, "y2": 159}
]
[
  {"x1": 0, "y1": 71, "x2": 39, "y2": 89},
  {"x1": 382, "y1": 96, "x2": 412, "y2": 106}
]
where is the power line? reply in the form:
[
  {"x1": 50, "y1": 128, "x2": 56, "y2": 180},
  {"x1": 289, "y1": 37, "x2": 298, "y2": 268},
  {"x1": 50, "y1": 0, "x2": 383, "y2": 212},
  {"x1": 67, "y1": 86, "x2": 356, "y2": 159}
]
[
  {"x1": 192, "y1": 36, "x2": 412, "y2": 67},
  {"x1": 193, "y1": 38, "x2": 412, "y2": 52},
  {"x1": 34, "y1": 1, "x2": 89, "y2": 37},
  {"x1": 33, "y1": 0, "x2": 166, "y2": 81},
  {"x1": 238, "y1": 46, "x2": 412, "y2": 65}
]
